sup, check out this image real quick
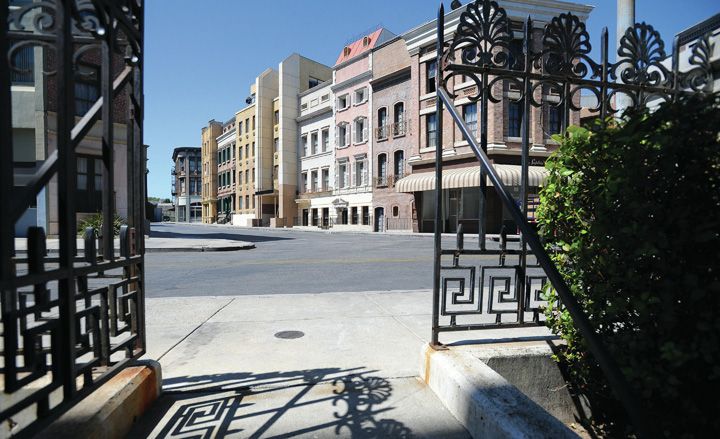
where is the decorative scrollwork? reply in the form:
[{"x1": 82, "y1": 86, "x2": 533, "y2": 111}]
[
  {"x1": 7, "y1": 1, "x2": 58, "y2": 35},
  {"x1": 614, "y1": 23, "x2": 672, "y2": 88},
  {"x1": 539, "y1": 12, "x2": 599, "y2": 79},
  {"x1": 443, "y1": 0, "x2": 515, "y2": 69},
  {"x1": 683, "y1": 33, "x2": 713, "y2": 92}
]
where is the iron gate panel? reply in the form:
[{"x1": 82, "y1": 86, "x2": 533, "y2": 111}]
[
  {"x1": 430, "y1": 0, "x2": 713, "y2": 436},
  {"x1": 1, "y1": 0, "x2": 145, "y2": 436}
]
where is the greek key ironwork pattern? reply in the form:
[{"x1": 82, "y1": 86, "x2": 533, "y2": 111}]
[{"x1": 1, "y1": 0, "x2": 145, "y2": 436}]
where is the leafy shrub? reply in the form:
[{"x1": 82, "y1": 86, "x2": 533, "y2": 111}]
[
  {"x1": 537, "y1": 94, "x2": 720, "y2": 438},
  {"x1": 77, "y1": 212, "x2": 125, "y2": 237}
]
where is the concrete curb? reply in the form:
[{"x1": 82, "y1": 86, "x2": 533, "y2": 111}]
[
  {"x1": 37, "y1": 360, "x2": 162, "y2": 439},
  {"x1": 420, "y1": 343, "x2": 579, "y2": 439},
  {"x1": 14, "y1": 243, "x2": 255, "y2": 255}
]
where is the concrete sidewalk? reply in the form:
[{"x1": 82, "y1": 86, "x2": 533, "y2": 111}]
[
  {"x1": 164, "y1": 221, "x2": 521, "y2": 241},
  {"x1": 13, "y1": 236, "x2": 255, "y2": 253},
  {"x1": 130, "y1": 290, "x2": 551, "y2": 438}
]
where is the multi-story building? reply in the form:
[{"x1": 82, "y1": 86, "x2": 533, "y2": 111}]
[
  {"x1": 370, "y1": 36, "x2": 416, "y2": 232},
  {"x1": 295, "y1": 81, "x2": 334, "y2": 228},
  {"x1": 201, "y1": 119, "x2": 222, "y2": 223},
  {"x1": 216, "y1": 120, "x2": 236, "y2": 222},
  {"x1": 255, "y1": 54, "x2": 332, "y2": 227},
  {"x1": 396, "y1": 1, "x2": 591, "y2": 234},
  {"x1": 171, "y1": 147, "x2": 202, "y2": 222},
  {"x1": 233, "y1": 89, "x2": 257, "y2": 226},
  {"x1": 331, "y1": 29, "x2": 396, "y2": 231}
]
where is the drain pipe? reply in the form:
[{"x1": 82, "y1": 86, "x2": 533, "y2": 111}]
[{"x1": 616, "y1": 0, "x2": 636, "y2": 114}]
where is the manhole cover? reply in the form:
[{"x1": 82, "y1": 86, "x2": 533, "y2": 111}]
[{"x1": 274, "y1": 330, "x2": 305, "y2": 340}]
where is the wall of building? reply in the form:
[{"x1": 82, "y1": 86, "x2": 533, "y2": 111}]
[
  {"x1": 201, "y1": 120, "x2": 222, "y2": 223},
  {"x1": 233, "y1": 101, "x2": 257, "y2": 227},
  {"x1": 371, "y1": 38, "x2": 416, "y2": 231}
]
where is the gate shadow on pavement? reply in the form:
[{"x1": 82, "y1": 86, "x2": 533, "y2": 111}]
[{"x1": 129, "y1": 367, "x2": 419, "y2": 438}]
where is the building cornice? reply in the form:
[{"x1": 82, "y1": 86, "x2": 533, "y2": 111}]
[
  {"x1": 297, "y1": 106, "x2": 333, "y2": 123},
  {"x1": 331, "y1": 70, "x2": 373, "y2": 92}
]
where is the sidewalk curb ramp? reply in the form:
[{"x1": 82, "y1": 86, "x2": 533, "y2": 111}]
[
  {"x1": 37, "y1": 360, "x2": 162, "y2": 439},
  {"x1": 420, "y1": 343, "x2": 584, "y2": 438}
]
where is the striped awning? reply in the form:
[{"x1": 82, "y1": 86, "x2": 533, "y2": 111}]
[{"x1": 395, "y1": 164, "x2": 548, "y2": 193}]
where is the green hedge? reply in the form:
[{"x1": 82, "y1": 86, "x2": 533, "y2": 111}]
[{"x1": 537, "y1": 94, "x2": 720, "y2": 437}]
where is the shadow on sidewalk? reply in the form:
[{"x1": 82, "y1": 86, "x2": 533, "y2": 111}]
[{"x1": 130, "y1": 367, "x2": 419, "y2": 438}]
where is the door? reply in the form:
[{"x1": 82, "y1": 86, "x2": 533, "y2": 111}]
[{"x1": 374, "y1": 207, "x2": 385, "y2": 232}]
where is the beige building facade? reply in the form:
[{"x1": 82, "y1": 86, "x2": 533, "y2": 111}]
[
  {"x1": 201, "y1": 119, "x2": 222, "y2": 223},
  {"x1": 233, "y1": 91, "x2": 257, "y2": 226}
]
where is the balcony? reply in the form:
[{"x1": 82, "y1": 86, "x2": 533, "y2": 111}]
[
  {"x1": 297, "y1": 188, "x2": 332, "y2": 199},
  {"x1": 373, "y1": 172, "x2": 406, "y2": 189},
  {"x1": 375, "y1": 120, "x2": 411, "y2": 140}
]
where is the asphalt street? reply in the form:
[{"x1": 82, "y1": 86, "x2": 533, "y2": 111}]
[{"x1": 145, "y1": 223, "x2": 504, "y2": 297}]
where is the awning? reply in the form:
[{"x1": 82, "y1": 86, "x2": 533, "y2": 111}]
[{"x1": 395, "y1": 164, "x2": 548, "y2": 193}]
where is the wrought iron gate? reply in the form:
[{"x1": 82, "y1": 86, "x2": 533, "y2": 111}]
[
  {"x1": 431, "y1": 0, "x2": 712, "y2": 436},
  {"x1": 1, "y1": 0, "x2": 145, "y2": 436}
]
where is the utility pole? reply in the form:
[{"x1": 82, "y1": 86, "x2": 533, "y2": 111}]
[{"x1": 616, "y1": 0, "x2": 636, "y2": 114}]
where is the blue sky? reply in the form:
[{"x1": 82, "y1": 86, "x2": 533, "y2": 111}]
[{"x1": 145, "y1": 0, "x2": 719, "y2": 198}]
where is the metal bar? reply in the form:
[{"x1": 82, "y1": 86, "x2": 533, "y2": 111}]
[
  {"x1": 0, "y1": 0, "x2": 19, "y2": 392},
  {"x1": 600, "y1": 28, "x2": 609, "y2": 120},
  {"x1": 478, "y1": 74, "x2": 488, "y2": 249},
  {"x1": 101, "y1": 16, "x2": 115, "y2": 262},
  {"x1": 518, "y1": 16, "x2": 532, "y2": 325},
  {"x1": 438, "y1": 86, "x2": 651, "y2": 437},
  {"x1": 55, "y1": 0, "x2": 78, "y2": 399},
  {"x1": 431, "y1": 3, "x2": 445, "y2": 347}
]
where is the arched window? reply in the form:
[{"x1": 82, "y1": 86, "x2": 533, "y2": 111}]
[
  {"x1": 393, "y1": 102, "x2": 405, "y2": 136},
  {"x1": 392, "y1": 206, "x2": 399, "y2": 217},
  {"x1": 377, "y1": 108, "x2": 388, "y2": 139},
  {"x1": 394, "y1": 150, "x2": 405, "y2": 178},
  {"x1": 377, "y1": 153, "x2": 387, "y2": 186}
]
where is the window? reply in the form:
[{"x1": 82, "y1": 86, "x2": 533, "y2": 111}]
[
  {"x1": 245, "y1": 195, "x2": 250, "y2": 209},
  {"x1": 377, "y1": 108, "x2": 388, "y2": 139},
  {"x1": 309, "y1": 77, "x2": 321, "y2": 88},
  {"x1": 362, "y1": 206, "x2": 370, "y2": 225},
  {"x1": 322, "y1": 168, "x2": 330, "y2": 191},
  {"x1": 252, "y1": 116, "x2": 255, "y2": 130},
  {"x1": 393, "y1": 102, "x2": 405, "y2": 136},
  {"x1": 245, "y1": 169, "x2": 249, "y2": 185},
  {"x1": 274, "y1": 110, "x2": 280, "y2": 125},
  {"x1": 463, "y1": 103, "x2": 478, "y2": 135},
  {"x1": 301, "y1": 135, "x2": 308, "y2": 156},
  {"x1": 337, "y1": 123, "x2": 349, "y2": 148},
  {"x1": 354, "y1": 117, "x2": 367, "y2": 144},
  {"x1": 548, "y1": 105, "x2": 562, "y2": 135},
  {"x1": 311, "y1": 170, "x2": 318, "y2": 192},
  {"x1": 245, "y1": 118, "x2": 249, "y2": 133},
  {"x1": 311, "y1": 132, "x2": 318, "y2": 155},
  {"x1": 11, "y1": 45, "x2": 34, "y2": 84},
  {"x1": 321, "y1": 128, "x2": 329, "y2": 152},
  {"x1": 426, "y1": 60, "x2": 437, "y2": 94},
  {"x1": 426, "y1": 113, "x2": 438, "y2": 149},
  {"x1": 75, "y1": 65, "x2": 99, "y2": 116},
  {"x1": 355, "y1": 160, "x2": 366, "y2": 186},
  {"x1": 508, "y1": 101, "x2": 523, "y2": 137},
  {"x1": 351, "y1": 207, "x2": 358, "y2": 225},
  {"x1": 312, "y1": 208, "x2": 319, "y2": 226},
  {"x1": 337, "y1": 94, "x2": 349, "y2": 110},
  {"x1": 393, "y1": 206, "x2": 399, "y2": 217},
  {"x1": 238, "y1": 121, "x2": 243, "y2": 134},
  {"x1": 239, "y1": 196, "x2": 244, "y2": 210},
  {"x1": 239, "y1": 145, "x2": 243, "y2": 160},
  {"x1": 302, "y1": 172, "x2": 308, "y2": 192},
  {"x1": 354, "y1": 87, "x2": 367, "y2": 104},
  {"x1": 377, "y1": 154, "x2": 387, "y2": 184},
  {"x1": 274, "y1": 138, "x2": 279, "y2": 153},
  {"x1": 394, "y1": 150, "x2": 405, "y2": 178},
  {"x1": 320, "y1": 94, "x2": 329, "y2": 103},
  {"x1": 338, "y1": 162, "x2": 348, "y2": 188}
]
